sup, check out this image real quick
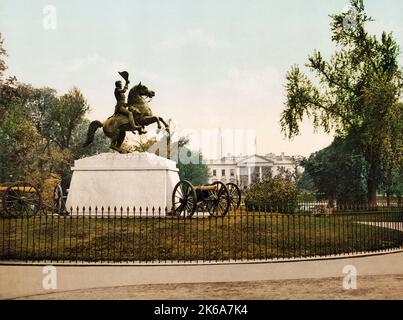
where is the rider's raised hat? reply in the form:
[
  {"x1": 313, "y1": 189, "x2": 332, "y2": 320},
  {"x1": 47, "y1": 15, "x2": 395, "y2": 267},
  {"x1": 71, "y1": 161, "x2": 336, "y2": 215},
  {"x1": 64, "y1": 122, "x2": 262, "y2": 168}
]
[{"x1": 118, "y1": 71, "x2": 129, "y2": 82}]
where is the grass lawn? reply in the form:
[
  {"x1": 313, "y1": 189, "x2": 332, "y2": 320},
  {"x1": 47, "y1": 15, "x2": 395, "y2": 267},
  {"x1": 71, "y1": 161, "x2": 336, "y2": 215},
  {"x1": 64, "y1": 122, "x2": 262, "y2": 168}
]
[{"x1": 0, "y1": 211, "x2": 402, "y2": 262}]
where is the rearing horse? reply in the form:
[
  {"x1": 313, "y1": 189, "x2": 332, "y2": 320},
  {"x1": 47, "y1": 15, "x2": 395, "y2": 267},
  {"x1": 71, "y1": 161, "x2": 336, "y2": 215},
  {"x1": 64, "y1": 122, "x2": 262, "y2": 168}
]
[{"x1": 83, "y1": 82, "x2": 169, "y2": 153}]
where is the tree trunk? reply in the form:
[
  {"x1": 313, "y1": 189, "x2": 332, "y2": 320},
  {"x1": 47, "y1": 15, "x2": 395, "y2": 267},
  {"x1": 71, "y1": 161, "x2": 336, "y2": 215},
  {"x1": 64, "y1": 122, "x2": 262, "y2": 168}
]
[
  {"x1": 327, "y1": 194, "x2": 334, "y2": 208},
  {"x1": 367, "y1": 177, "x2": 377, "y2": 207},
  {"x1": 364, "y1": 146, "x2": 377, "y2": 207}
]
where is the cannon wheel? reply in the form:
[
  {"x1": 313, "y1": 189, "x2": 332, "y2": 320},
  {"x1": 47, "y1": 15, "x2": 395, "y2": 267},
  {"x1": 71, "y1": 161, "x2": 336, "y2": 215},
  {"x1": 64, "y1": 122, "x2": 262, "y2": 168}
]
[
  {"x1": 3, "y1": 182, "x2": 42, "y2": 216},
  {"x1": 207, "y1": 181, "x2": 230, "y2": 216},
  {"x1": 172, "y1": 180, "x2": 197, "y2": 217},
  {"x1": 226, "y1": 182, "x2": 241, "y2": 210},
  {"x1": 54, "y1": 183, "x2": 67, "y2": 215}
]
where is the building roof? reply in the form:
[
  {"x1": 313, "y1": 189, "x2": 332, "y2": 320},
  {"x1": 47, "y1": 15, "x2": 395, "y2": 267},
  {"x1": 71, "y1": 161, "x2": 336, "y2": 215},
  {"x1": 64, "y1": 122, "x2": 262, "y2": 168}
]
[{"x1": 206, "y1": 153, "x2": 296, "y2": 166}]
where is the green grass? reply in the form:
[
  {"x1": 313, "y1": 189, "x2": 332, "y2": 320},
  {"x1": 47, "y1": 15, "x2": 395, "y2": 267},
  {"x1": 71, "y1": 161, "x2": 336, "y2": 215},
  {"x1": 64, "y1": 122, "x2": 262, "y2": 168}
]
[{"x1": 0, "y1": 211, "x2": 402, "y2": 262}]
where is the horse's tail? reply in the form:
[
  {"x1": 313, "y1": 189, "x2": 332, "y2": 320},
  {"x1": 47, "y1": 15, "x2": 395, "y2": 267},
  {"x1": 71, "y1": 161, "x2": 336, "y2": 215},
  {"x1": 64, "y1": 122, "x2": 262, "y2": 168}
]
[{"x1": 83, "y1": 120, "x2": 103, "y2": 147}]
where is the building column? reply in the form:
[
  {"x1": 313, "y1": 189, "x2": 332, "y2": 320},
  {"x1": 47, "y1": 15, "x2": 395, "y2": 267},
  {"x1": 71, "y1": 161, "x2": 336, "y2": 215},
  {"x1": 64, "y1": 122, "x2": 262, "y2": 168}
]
[
  {"x1": 259, "y1": 166, "x2": 262, "y2": 181},
  {"x1": 236, "y1": 167, "x2": 241, "y2": 185},
  {"x1": 247, "y1": 166, "x2": 251, "y2": 186}
]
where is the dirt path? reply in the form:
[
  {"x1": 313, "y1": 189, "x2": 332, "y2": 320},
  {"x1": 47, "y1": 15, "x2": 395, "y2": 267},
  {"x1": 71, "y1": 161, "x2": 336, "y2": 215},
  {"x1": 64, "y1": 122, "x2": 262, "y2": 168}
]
[{"x1": 18, "y1": 274, "x2": 403, "y2": 300}]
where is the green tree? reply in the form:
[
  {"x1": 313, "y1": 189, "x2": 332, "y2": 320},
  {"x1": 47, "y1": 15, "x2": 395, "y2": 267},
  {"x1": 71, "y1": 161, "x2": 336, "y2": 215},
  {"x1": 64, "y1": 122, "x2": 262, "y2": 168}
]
[
  {"x1": 43, "y1": 87, "x2": 89, "y2": 150},
  {"x1": 0, "y1": 82, "x2": 108, "y2": 188},
  {"x1": 177, "y1": 149, "x2": 209, "y2": 185},
  {"x1": 0, "y1": 32, "x2": 6, "y2": 78},
  {"x1": 244, "y1": 171, "x2": 298, "y2": 213},
  {"x1": 0, "y1": 33, "x2": 17, "y2": 124},
  {"x1": 39, "y1": 87, "x2": 109, "y2": 189},
  {"x1": 175, "y1": 136, "x2": 209, "y2": 185},
  {"x1": 0, "y1": 82, "x2": 58, "y2": 184},
  {"x1": 301, "y1": 137, "x2": 368, "y2": 205},
  {"x1": 296, "y1": 170, "x2": 315, "y2": 192},
  {"x1": 69, "y1": 119, "x2": 109, "y2": 158},
  {"x1": 280, "y1": 0, "x2": 402, "y2": 205},
  {"x1": 0, "y1": 102, "x2": 41, "y2": 182},
  {"x1": 380, "y1": 166, "x2": 402, "y2": 206}
]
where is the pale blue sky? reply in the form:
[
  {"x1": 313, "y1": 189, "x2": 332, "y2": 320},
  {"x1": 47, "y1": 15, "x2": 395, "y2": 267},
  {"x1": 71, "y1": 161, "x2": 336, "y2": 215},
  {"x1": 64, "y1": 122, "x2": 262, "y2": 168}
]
[{"x1": 1, "y1": 0, "x2": 402, "y2": 157}]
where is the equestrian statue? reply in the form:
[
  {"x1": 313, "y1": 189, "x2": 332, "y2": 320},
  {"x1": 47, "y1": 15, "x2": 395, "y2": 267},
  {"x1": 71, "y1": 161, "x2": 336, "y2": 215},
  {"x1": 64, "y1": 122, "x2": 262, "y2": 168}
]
[{"x1": 83, "y1": 71, "x2": 170, "y2": 153}]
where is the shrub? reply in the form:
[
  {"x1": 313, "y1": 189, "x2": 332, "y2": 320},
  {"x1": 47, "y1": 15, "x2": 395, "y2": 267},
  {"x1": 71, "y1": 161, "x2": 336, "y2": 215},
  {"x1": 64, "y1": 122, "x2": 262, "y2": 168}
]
[{"x1": 244, "y1": 174, "x2": 298, "y2": 213}]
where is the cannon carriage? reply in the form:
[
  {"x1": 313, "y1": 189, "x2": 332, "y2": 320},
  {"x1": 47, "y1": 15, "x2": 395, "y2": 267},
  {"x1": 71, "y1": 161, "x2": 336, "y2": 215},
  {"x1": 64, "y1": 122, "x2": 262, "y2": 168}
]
[
  {"x1": 171, "y1": 180, "x2": 241, "y2": 217},
  {"x1": 0, "y1": 180, "x2": 70, "y2": 216},
  {"x1": 0, "y1": 181, "x2": 42, "y2": 216},
  {"x1": 1, "y1": 177, "x2": 241, "y2": 218}
]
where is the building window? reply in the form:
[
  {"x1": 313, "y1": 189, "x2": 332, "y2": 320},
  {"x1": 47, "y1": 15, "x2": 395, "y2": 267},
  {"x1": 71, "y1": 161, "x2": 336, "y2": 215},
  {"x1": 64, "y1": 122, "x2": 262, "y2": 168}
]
[
  {"x1": 221, "y1": 169, "x2": 225, "y2": 177},
  {"x1": 230, "y1": 169, "x2": 235, "y2": 177},
  {"x1": 212, "y1": 169, "x2": 216, "y2": 176}
]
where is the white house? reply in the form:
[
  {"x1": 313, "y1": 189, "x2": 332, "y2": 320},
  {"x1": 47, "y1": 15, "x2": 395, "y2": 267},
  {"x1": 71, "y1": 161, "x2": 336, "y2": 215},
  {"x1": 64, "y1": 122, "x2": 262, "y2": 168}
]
[{"x1": 206, "y1": 153, "x2": 299, "y2": 188}]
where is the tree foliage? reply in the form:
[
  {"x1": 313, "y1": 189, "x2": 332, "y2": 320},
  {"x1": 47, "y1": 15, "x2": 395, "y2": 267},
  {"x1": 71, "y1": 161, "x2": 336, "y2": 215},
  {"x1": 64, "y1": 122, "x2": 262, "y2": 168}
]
[
  {"x1": 280, "y1": 0, "x2": 403, "y2": 204},
  {"x1": 301, "y1": 137, "x2": 368, "y2": 204},
  {"x1": 0, "y1": 33, "x2": 6, "y2": 78},
  {"x1": 177, "y1": 149, "x2": 209, "y2": 185},
  {"x1": 0, "y1": 101, "x2": 41, "y2": 181},
  {"x1": 244, "y1": 172, "x2": 298, "y2": 213}
]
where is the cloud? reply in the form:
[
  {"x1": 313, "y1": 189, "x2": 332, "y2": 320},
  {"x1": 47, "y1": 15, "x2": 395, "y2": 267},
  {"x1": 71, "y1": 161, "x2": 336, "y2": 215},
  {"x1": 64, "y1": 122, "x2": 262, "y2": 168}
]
[{"x1": 159, "y1": 29, "x2": 226, "y2": 49}]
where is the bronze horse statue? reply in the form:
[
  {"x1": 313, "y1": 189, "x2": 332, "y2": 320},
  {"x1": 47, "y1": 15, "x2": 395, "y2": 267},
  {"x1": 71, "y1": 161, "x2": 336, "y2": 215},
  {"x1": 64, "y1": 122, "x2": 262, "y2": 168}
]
[{"x1": 83, "y1": 82, "x2": 169, "y2": 153}]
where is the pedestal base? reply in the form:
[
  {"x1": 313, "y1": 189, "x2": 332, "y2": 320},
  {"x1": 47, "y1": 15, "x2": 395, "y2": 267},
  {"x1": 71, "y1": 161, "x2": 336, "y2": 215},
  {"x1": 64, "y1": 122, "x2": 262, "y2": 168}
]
[{"x1": 65, "y1": 152, "x2": 179, "y2": 215}]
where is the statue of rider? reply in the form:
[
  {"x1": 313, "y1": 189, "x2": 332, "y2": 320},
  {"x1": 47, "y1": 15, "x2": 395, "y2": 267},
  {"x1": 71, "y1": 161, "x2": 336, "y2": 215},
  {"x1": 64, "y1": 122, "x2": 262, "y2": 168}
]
[{"x1": 114, "y1": 72, "x2": 140, "y2": 131}]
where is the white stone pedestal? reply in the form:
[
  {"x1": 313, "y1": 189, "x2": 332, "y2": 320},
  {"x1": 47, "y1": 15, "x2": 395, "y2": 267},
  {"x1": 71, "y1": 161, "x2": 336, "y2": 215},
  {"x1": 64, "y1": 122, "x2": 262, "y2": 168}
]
[{"x1": 65, "y1": 152, "x2": 179, "y2": 215}]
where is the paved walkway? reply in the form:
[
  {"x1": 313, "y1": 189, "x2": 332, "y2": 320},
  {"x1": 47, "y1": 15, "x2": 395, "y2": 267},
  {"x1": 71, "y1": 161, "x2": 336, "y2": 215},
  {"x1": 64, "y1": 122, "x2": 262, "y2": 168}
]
[
  {"x1": 1, "y1": 251, "x2": 403, "y2": 300},
  {"x1": 18, "y1": 274, "x2": 403, "y2": 300},
  {"x1": 357, "y1": 221, "x2": 403, "y2": 231}
]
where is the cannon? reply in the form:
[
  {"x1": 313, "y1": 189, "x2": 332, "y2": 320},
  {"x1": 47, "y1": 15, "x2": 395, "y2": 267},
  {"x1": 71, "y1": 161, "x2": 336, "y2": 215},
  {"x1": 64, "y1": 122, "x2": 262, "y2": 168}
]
[
  {"x1": 171, "y1": 180, "x2": 241, "y2": 217},
  {"x1": 0, "y1": 180, "x2": 71, "y2": 216},
  {"x1": 0, "y1": 181, "x2": 42, "y2": 215}
]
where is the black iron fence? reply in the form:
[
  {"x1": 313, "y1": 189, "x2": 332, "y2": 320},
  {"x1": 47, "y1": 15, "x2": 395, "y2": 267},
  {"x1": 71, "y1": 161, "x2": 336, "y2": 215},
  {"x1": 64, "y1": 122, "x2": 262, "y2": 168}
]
[{"x1": 0, "y1": 203, "x2": 402, "y2": 263}]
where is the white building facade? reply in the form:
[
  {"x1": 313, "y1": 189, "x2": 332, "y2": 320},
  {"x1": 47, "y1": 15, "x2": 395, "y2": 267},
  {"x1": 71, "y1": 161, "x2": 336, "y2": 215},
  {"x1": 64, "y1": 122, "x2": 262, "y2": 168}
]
[{"x1": 206, "y1": 153, "x2": 299, "y2": 188}]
